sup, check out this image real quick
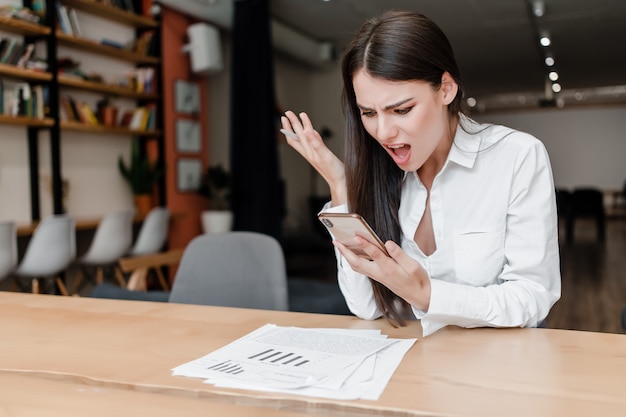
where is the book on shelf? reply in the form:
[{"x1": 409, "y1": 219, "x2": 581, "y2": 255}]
[
  {"x1": 67, "y1": 8, "x2": 82, "y2": 37},
  {"x1": 55, "y1": 3, "x2": 73, "y2": 36},
  {"x1": 100, "y1": 38, "x2": 126, "y2": 49},
  {"x1": 0, "y1": 38, "x2": 20, "y2": 64},
  {"x1": 16, "y1": 43, "x2": 35, "y2": 68},
  {"x1": 0, "y1": 6, "x2": 42, "y2": 24},
  {"x1": 127, "y1": 67, "x2": 155, "y2": 94},
  {"x1": 79, "y1": 102, "x2": 99, "y2": 125},
  {"x1": 134, "y1": 30, "x2": 157, "y2": 56},
  {"x1": 120, "y1": 106, "x2": 155, "y2": 131},
  {"x1": 1, "y1": 83, "x2": 47, "y2": 118}
]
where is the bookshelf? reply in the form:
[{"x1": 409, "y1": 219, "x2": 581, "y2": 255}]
[{"x1": 0, "y1": 0, "x2": 162, "y2": 221}]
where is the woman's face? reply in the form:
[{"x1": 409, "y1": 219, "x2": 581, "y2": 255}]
[{"x1": 352, "y1": 69, "x2": 456, "y2": 172}]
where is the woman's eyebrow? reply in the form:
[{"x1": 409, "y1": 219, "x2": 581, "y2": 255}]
[{"x1": 356, "y1": 97, "x2": 414, "y2": 111}]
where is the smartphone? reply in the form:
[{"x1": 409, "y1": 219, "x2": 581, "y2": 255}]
[{"x1": 317, "y1": 213, "x2": 389, "y2": 259}]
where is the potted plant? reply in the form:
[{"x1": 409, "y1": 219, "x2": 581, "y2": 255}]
[
  {"x1": 198, "y1": 163, "x2": 233, "y2": 234},
  {"x1": 118, "y1": 138, "x2": 163, "y2": 216}
]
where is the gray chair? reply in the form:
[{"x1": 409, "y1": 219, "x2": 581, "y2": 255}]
[
  {"x1": 126, "y1": 206, "x2": 171, "y2": 290},
  {"x1": 72, "y1": 210, "x2": 135, "y2": 294},
  {"x1": 14, "y1": 215, "x2": 76, "y2": 295},
  {"x1": 168, "y1": 232, "x2": 289, "y2": 311},
  {"x1": 0, "y1": 221, "x2": 18, "y2": 284}
]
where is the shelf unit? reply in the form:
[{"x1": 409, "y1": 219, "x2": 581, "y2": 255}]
[{"x1": 0, "y1": 0, "x2": 162, "y2": 221}]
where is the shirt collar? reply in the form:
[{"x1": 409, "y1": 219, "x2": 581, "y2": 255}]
[
  {"x1": 447, "y1": 114, "x2": 481, "y2": 169},
  {"x1": 401, "y1": 114, "x2": 482, "y2": 182}
]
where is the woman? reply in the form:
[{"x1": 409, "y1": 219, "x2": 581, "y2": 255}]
[{"x1": 281, "y1": 11, "x2": 560, "y2": 336}]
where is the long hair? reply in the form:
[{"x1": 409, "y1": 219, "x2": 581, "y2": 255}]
[{"x1": 340, "y1": 11, "x2": 465, "y2": 325}]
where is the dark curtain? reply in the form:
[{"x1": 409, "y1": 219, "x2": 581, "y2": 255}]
[{"x1": 230, "y1": 0, "x2": 283, "y2": 240}]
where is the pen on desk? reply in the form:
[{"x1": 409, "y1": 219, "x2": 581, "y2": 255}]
[{"x1": 280, "y1": 129, "x2": 299, "y2": 140}]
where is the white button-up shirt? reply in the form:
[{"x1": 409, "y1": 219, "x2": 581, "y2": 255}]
[{"x1": 325, "y1": 119, "x2": 561, "y2": 336}]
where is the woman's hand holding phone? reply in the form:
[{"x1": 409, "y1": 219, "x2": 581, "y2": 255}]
[
  {"x1": 318, "y1": 213, "x2": 389, "y2": 260},
  {"x1": 321, "y1": 212, "x2": 431, "y2": 311}
]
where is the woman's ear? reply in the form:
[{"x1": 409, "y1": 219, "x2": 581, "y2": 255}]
[{"x1": 440, "y1": 72, "x2": 459, "y2": 105}]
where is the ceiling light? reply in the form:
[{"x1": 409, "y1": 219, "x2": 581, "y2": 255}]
[
  {"x1": 552, "y1": 83, "x2": 562, "y2": 93},
  {"x1": 548, "y1": 71, "x2": 559, "y2": 81},
  {"x1": 539, "y1": 32, "x2": 551, "y2": 47},
  {"x1": 532, "y1": 1, "x2": 545, "y2": 17},
  {"x1": 466, "y1": 97, "x2": 477, "y2": 108},
  {"x1": 545, "y1": 56, "x2": 555, "y2": 66}
]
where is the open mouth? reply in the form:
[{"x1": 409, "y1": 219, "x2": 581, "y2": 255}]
[{"x1": 386, "y1": 144, "x2": 411, "y2": 163}]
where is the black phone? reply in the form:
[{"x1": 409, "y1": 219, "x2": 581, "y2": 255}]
[{"x1": 317, "y1": 213, "x2": 389, "y2": 259}]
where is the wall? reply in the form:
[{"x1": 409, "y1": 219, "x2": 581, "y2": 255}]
[
  {"x1": 159, "y1": 5, "x2": 210, "y2": 251},
  {"x1": 475, "y1": 106, "x2": 626, "y2": 190}
]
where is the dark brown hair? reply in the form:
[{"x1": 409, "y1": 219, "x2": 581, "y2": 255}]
[{"x1": 340, "y1": 11, "x2": 464, "y2": 325}]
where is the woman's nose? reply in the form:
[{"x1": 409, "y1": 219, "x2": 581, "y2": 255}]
[{"x1": 376, "y1": 116, "x2": 397, "y2": 143}]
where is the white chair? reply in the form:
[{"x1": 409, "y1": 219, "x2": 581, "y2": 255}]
[
  {"x1": 14, "y1": 215, "x2": 76, "y2": 295},
  {"x1": 72, "y1": 210, "x2": 135, "y2": 295},
  {"x1": 126, "y1": 206, "x2": 170, "y2": 290},
  {"x1": 0, "y1": 221, "x2": 18, "y2": 284},
  {"x1": 168, "y1": 232, "x2": 289, "y2": 311}
]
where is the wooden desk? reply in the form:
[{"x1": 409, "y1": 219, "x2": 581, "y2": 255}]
[{"x1": 1, "y1": 292, "x2": 625, "y2": 417}]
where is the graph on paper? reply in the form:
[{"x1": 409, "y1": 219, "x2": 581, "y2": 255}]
[
  {"x1": 248, "y1": 348, "x2": 310, "y2": 366},
  {"x1": 174, "y1": 324, "x2": 400, "y2": 389}
]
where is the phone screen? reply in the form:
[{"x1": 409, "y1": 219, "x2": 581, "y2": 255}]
[{"x1": 318, "y1": 213, "x2": 388, "y2": 259}]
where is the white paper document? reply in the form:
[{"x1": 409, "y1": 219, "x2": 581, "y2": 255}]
[{"x1": 172, "y1": 324, "x2": 416, "y2": 400}]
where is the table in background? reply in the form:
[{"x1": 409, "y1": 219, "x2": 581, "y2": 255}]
[{"x1": 1, "y1": 292, "x2": 625, "y2": 417}]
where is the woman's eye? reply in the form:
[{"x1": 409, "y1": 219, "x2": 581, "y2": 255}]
[
  {"x1": 395, "y1": 107, "x2": 412, "y2": 115},
  {"x1": 361, "y1": 111, "x2": 375, "y2": 118}
]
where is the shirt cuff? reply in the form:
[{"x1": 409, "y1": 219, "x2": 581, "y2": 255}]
[
  {"x1": 414, "y1": 279, "x2": 490, "y2": 337},
  {"x1": 319, "y1": 202, "x2": 348, "y2": 214}
]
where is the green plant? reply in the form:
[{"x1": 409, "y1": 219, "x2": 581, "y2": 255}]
[
  {"x1": 198, "y1": 164, "x2": 232, "y2": 211},
  {"x1": 117, "y1": 138, "x2": 163, "y2": 195}
]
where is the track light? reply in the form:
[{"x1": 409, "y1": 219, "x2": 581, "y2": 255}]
[{"x1": 532, "y1": 1, "x2": 545, "y2": 17}]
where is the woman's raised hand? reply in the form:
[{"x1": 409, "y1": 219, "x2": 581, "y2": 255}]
[{"x1": 281, "y1": 111, "x2": 347, "y2": 206}]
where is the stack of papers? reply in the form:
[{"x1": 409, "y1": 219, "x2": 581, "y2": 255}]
[{"x1": 172, "y1": 324, "x2": 416, "y2": 400}]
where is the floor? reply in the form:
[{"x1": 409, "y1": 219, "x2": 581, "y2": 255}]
[{"x1": 547, "y1": 217, "x2": 626, "y2": 333}]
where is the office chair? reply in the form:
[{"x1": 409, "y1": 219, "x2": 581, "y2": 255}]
[
  {"x1": 168, "y1": 232, "x2": 289, "y2": 311},
  {"x1": 126, "y1": 206, "x2": 170, "y2": 290},
  {"x1": 566, "y1": 188, "x2": 606, "y2": 242},
  {"x1": 72, "y1": 210, "x2": 135, "y2": 295},
  {"x1": 14, "y1": 215, "x2": 76, "y2": 295},
  {"x1": 0, "y1": 221, "x2": 18, "y2": 284}
]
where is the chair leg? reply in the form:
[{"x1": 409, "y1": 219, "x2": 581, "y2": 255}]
[
  {"x1": 56, "y1": 277, "x2": 69, "y2": 296},
  {"x1": 114, "y1": 265, "x2": 127, "y2": 287},
  {"x1": 31, "y1": 278, "x2": 39, "y2": 294},
  {"x1": 96, "y1": 267, "x2": 104, "y2": 285},
  {"x1": 126, "y1": 268, "x2": 148, "y2": 291},
  {"x1": 72, "y1": 267, "x2": 85, "y2": 295},
  {"x1": 155, "y1": 266, "x2": 170, "y2": 291}
]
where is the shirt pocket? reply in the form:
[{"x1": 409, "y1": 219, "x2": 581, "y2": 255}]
[{"x1": 454, "y1": 228, "x2": 505, "y2": 286}]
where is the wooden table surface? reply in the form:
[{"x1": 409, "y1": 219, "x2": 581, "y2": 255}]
[{"x1": 1, "y1": 292, "x2": 625, "y2": 417}]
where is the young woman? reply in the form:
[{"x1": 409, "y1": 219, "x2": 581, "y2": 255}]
[{"x1": 281, "y1": 11, "x2": 561, "y2": 336}]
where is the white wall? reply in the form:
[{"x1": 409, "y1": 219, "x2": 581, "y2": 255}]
[{"x1": 476, "y1": 106, "x2": 626, "y2": 190}]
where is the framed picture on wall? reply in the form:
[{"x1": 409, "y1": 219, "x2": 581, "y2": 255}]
[
  {"x1": 174, "y1": 79, "x2": 201, "y2": 115},
  {"x1": 177, "y1": 158, "x2": 203, "y2": 192},
  {"x1": 175, "y1": 119, "x2": 202, "y2": 153}
]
